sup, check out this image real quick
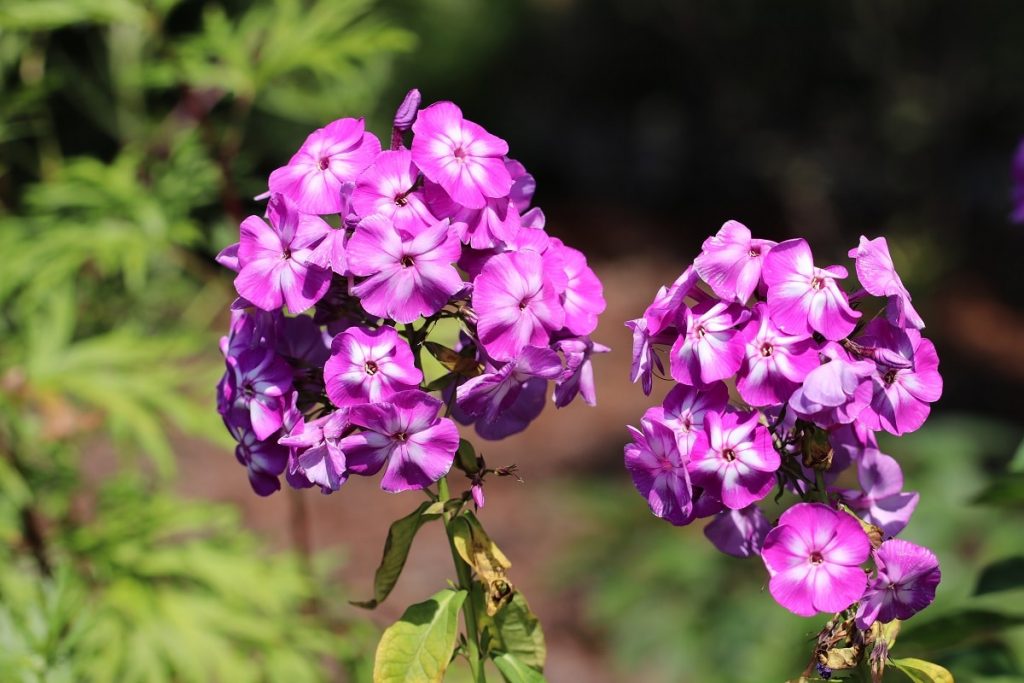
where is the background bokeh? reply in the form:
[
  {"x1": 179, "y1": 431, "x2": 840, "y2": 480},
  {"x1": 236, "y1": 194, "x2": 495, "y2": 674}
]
[{"x1": 1, "y1": 1, "x2": 1023, "y2": 681}]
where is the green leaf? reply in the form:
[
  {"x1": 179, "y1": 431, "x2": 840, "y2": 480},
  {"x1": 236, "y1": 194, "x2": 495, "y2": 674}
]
[
  {"x1": 972, "y1": 473, "x2": 1024, "y2": 507},
  {"x1": 353, "y1": 501, "x2": 442, "y2": 609},
  {"x1": 974, "y1": 556, "x2": 1024, "y2": 595},
  {"x1": 890, "y1": 658, "x2": 954, "y2": 683},
  {"x1": 898, "y1": 610, "x2": 1024, "y2": 651},
  {"x1": 492, "y1": 652, "x2": 547, "y2": 683},
  {"x1": 488, "y1": 592, "x2": 546, "y2": 671},
  {"x1": 373, "y1": 589, "x2": 467, "y2": 683},
  {"x1": 455, "y1": 439, "x2": 481, "y2": 475}
]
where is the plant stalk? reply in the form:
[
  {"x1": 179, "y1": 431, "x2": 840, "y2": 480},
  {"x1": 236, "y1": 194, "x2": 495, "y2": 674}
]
[{"x1": 438, "y1": 476, "x2": 486, "y2": 682}]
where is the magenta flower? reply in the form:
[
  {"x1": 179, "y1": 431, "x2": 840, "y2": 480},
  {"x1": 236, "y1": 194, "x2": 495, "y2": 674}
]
[
  {"x1": 688, "y1": 409, "x2": 779, "y2": 509},
  {"x1": 473, "y1": 250, "x2": 565, "y2": 361},
  {"x1": 224, "y1": 348, "x2": 293, "y2": 440},
  {"x1": 788, "y1": 347, "x2": 875, "y2": 428},
  {"x1": 762, "y1": 238, "x2": 860, "y2": 341},
  {"x1": 848, "y1": 236, "x2": 925, "y2": 330},
  {"x1": 625, "y1": 417, "x2": 707, "y2": 526},
  {"x1": 857, "y1": 320, "x2": 943, "y2": 436},
  {"x1": 855, "y1": 539, "x2": 941, "y2": 629},
  {"x1": 761, "y1": 503, "x2": 871, "y2": 617},
  {"x1": 553, "y1": 336, "x2": 610, "y2": 407},
  {"x1": 456, "y1": 346, "x2": 563, "y2": 422},
  {"x1": 471, "y1": 377, "x2": 547, "y2": 440},
  {"x1": 347, "y1": 215, "x2": 462, "y2": 324},
  {"x1": 411, "y1": 101, "x2": 512, "y2": 210},
  {"x1": 324, "y1": 326, "x2": 422, "y2": 408},
  {"x1": 425, "y1": 174, "x2": 522, "y2": 249},
  {"x1": 268, "y1": 118, "x2": 381, "y2": 215},
  {"x1": 694, "y1": 220, "x2": 777, "y2": 303},
  {"x1": 704, "y1": 505, "x2": 770, "y2": 558},
  {"x1": 549, "y1": 238, "x2": 606, "y2": 336},
  {"x1": 352, "y1": 150, "x2": 438, "y2": 233},
  {"x1": 840, "y1": 449, "x2": 919, "y2": 537},
  {"x1": 279, "y1": 411, "x2": 350, "y2": 493},
  {"x1": 736, "y1": 304, "x2": 821, "y2": 407},
  {"x1": 305, "y1": 182, "x2": 359, "y2": 276},
  {"x1": 669, "y1": 300, "x2": 749, "y2": 386},
  {"x1": 340, "y1": 391, "x2": 459, "y2": 492},
  {"x1": 235, "y1": 194, "x2": 332, "y2": 314},
  {"x1": 648, "y1": 381, "x2": 729, "y2": 444},
  {"x1": 224, "y1": 407, "x2": 289, "y2": 496},
  {"x1": 1012, "y1": 138, "x2": 1024, "y2": 224}
]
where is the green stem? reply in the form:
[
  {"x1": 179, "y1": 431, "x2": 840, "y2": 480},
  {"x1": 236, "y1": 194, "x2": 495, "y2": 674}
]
[{"x1": 438, "y1": 476, "x2": 486, "y2": 682}]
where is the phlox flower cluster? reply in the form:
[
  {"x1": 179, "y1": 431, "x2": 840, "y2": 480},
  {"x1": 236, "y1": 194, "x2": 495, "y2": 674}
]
[
  {"x1": 216, "y1": 90, "x2": 607, "y2": 498},
  {"x1": 624, "y1": 220, "x2": 942, "y2": 630}
]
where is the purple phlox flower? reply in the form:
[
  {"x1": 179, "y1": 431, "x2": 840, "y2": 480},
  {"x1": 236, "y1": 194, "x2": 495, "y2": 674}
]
[
  {"x1": 761, "y1": 502, "x2": 871, "y2": 617},
  {"x1": 506, "y1": 158, "x2": 536, "y2": 214},
  {"x1": 473, "y1": 250, "x2": 565, "y2": 361},
  {"x1": 848, "y1": 236, "x2": 925, "y2": 330},
  {"x1": 220, "y1": 308, "x2": 279, "y2": 363},
  {"x1": 279, "y1": 410, "x2": 350, "y2": 493},
  {"x1": 473, "y1": 377, "x2": 548, "y2": 440},
  {"x1": 347, "y1": 215, "x2": 463, "y2": 324},
  {"x1": 1012, "y1": 138, "x2": 1024, "y2": 224},
  {"x1": 688, "y1": 409, "x2": 779, "y2": 510},
  {"x1": 340, "y1": 390, "x2": 459, "y2": 492},
  {"x1": 324, "y1": 325, "x2": 422, "y2": 408},
  {"x1": 425, "y1": 178, "x2": 521, "y2": 250},
  {"x1": 306, "y1": 182, "x2": 359, "y2": 276},
  {"x1": 216, "y1": 242, "x2": 240, "y2": 272},
  {"x1": 855, "y1": 539, "x2": 941, "y2": 629},
  {"x1": 736, "y1": 303, "x2": 821, "y2": 407},
  {"x1": 553, "y1": 336, "x2": 610, "y2": 407},
  {"x1": 624, "y1": 317, "x2": 664, "y2": 396},
  {"x1": 274, "y1": 314, "x2": 331, "y2": 368},
  {"x1": 694, "y1": 220, "x2": 777, "y2": 303},
  {"x1": 268, "y1": 118, "x2": 381, "y2": 215},
  {"x1": 235, "y1": 194, "x2": 333, "y2": 314},
  {"x1": 520, "y1": 207, "x2": 545, "y2": 229},
  {"x1": 669, "y1": 300, "x2": 750, "y2": 386},
  {"x1": 393, "y1": 88, "x2": 421, "y2": 133},
  {"x1": 856, "y1": 320, "x2": 943, "y2": 436},
  {"x1": 353, "y1": 150, "x2": 439, "y2": 233},
  {"x1": 762, "y1": 238, "x2": 861, "y2": 341},
  {"x1": 840, "y1": 449, "x2": 919, "y2": 537},
  {"x1": 705, "y1": 504, "x2": 771, "y2": 558},
  {"x1": 548, "y1": 238, "x2": 606, "y2": 336},
  {"x1": 645, "y1": 266, "x2": 701, "y2": 336},
  {"x1": 225, "y1": 406, "x2": 289, "y2": 496},
  {"x1": 788, "y1": 345, "x2": 875, "y2": 428},
  {"x1": 625, "y1": 417, "x2": 708, "y2": 526},
  {"x1": 625, "y1": 269, "x2": 701, "y2": 395},
  {"x1": 648, "y1": 381, "x2": 729, "y2": 447},
  {"x1": 828, "y1": 422, "x2": 878, "y2": 465},
  {"x1": 224, "y1": 348, "x2": 293, "y2": 440},
  {"x1": 457, "y1": 345, "x2": 562, "y2": 422},
  {"x1": 411, "y1": 101, "x2": 513, "y2": 210}
]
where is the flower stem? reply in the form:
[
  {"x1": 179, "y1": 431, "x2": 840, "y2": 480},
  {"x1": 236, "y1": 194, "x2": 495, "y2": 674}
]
[{"x1": 438, "y1": 476, "x2": 487, "y2": 682}]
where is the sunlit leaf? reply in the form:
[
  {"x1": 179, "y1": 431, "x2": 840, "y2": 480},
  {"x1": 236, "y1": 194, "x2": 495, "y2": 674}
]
[{"x1": 373, "y1": 589, "x2": 466, "y2": 683}]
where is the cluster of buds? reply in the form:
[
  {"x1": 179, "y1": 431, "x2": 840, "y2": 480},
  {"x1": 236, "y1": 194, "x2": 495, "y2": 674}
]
[
  {"x1": 215, "y1": 90, "x2": 607, "y2": 497},
  {"x1": 624, "y1": 221, "x2": 942, "y2": 633}
]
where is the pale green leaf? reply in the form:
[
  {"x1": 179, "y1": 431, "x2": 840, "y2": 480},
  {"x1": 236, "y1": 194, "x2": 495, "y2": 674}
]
[{"x1": 373, "y1": 589, "x2": 467, "y2": 683}]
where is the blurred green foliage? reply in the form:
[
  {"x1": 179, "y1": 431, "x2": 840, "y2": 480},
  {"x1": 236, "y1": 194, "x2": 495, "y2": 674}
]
[
  {"x1": 0, "y1": 0, "x2": 411, "y2": 680},
  {"x1": 564, "y1": 413, "x2": 1024, "y2": 683}
]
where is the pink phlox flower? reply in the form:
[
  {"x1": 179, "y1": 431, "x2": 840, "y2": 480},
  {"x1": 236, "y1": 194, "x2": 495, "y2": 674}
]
[
  {"x1": 279, "y1": 410, "x2": 350, "y2": 493},
  {"x1": 274, "y1": 314, "x2": 330, "y2": 368},
  {"x1": 456, "y1": 346, "x2": 563, "y2": 422},
  {"x1": 553, "y1": 336, "x2": 610, "y2": 407},
  {"x1": 839, "y1": 449, "x2": 919, "y2": 537},
  {"x1": 645, "y1": 266, "x2": 701, "y2": 336},
  {"x1": 625, "y1": 416, "x2": 707, "y2": 526},
  {"x1": 669, "y1": 300, "x2": 750, "y2": 386},
  {"x1": 848, "y1": 236, "x2": 924, "y2": 330},
  {"x1": 626, "y1": 268, "x2": 702, "y2": 395},
  {"x1": 411, "y1": 101, "x2": 513, "y2": 210},
  {"x1": 473, "y1": 250, "x2": 565, "y2": 361},
  {"x1": 828, "y1": 422, "x2": 878, "y2": 464},
  {"x1": 855, "y1": 539, "x2": 941, "y2": 629},
  {"x1": 762, "y1": 238, "x2": 861, "y2": 341},
  {"x1": 324, "y1": 325, "x2": 423, "y2": 408},
  {"x1": 234, "y1": 194, "x2": 333, "y2": 313},
  {"x1": 305, "y1": 182, "x2": 359, "y2": 276},
  {"x1": 340, "y1": 391, "x2": 459, "y2": 492},
  {"x1": 736, "y1": 303, "x2": 821, "y2": 407},
  {"x1": 545, "y1": 238, "x2": 606, "y2": 336},
  {"x1": 506, "y1": 158, "x2": 536, "y2": 213},
  {"x1": 353, "y1": 150, "x2": 439, "y2": 233},
  {"x1": 473, "y1": 377, "x2": 548, "y2": 440},
  {"x1": 425, "y1": 176, "x2": 521, "y2": 249},
  {"x1": 694, "y1": 220, "x2": 777, "y2": 303},
  {"x1": 225, "y1": 405, "x2": 289, "y2": 496},
  {"x1": 347, "y1": 215, "x2": 463, "y2": 324},
  {"x1": 227, "y1": 347, "x2": 293, "y2": 440},
  {"x1": 216, "y1": 242, "x2": 240, "y2": 272},
  {"x1": 268, "y1": 117, "x2": 381, "y2": 215},
  {"x1": 646, "y1": 381, "x2": 729, "y2": 448},
  {"x1": 856, "y1": 320, "x2": 943, "y2": 436},
  {"x1": 761, "y1": 502, "x2": 871, "y2": 617},
  {"x1": 704, "y1": 504, "x2": 771, "y2": 558},
  {"x1": 624, "y1": 317, "x2": 665, "y2": 396},
  {"x1": 788, "y1": 345, "x2": 875, "y2": 428},
  {"x1": 687, "y1": 409, "x2": 779, "y2": 510}
]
